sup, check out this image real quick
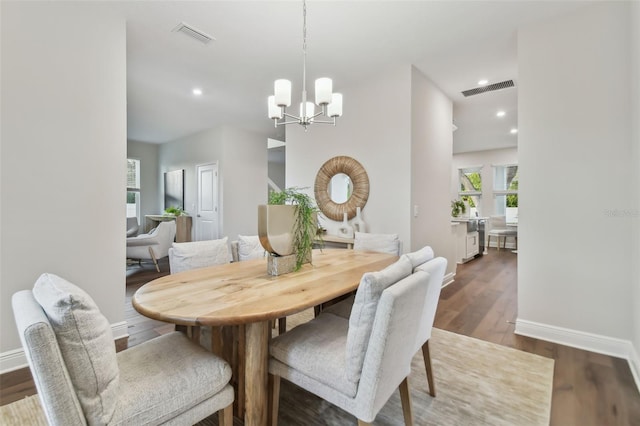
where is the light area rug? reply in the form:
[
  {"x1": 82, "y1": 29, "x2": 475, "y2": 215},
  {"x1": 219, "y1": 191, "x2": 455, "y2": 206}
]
[{"x1": 1, "y1": 325, "x2": 553, "y2": 426}]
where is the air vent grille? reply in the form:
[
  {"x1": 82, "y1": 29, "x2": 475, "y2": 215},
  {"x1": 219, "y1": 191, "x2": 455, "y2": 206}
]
[
  {"x1": 172, "y1": 22, "x2": 215, "y2": 44},
  {"x1": 461, "y1": 80, "x2": 515, "y2": 97}
]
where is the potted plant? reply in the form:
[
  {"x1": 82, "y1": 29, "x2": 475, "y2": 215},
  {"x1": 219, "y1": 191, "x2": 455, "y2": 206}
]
[
  {"x1": 164, "y1": 206, "x2": 186, "y2": 216},
  {"x1": 451, "y1": 199, "x2": 466, "y2": 218},
  {"x1": 259, "y1": 187, "x2": 319, "y2": 273}
]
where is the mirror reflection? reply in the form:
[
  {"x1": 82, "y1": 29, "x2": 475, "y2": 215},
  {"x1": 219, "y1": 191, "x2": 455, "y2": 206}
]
[{"x1": 328, "y1": 173, "x2": 353, "y2": 204}]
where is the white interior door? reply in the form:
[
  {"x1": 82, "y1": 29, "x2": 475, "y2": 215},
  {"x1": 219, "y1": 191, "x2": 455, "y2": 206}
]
[{"x1": 196, "y1": 163, "x2": 219, "y2": 241}]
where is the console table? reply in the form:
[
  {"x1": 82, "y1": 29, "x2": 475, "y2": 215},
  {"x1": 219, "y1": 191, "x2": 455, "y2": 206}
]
[{"x1": 315, "y1": 234, "x2": 354, "y2": 249}]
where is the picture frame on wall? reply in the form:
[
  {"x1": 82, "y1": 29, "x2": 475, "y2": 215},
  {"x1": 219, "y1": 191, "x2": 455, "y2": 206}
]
[{"x1": 164, "y1": 169, "x2": 184, "y2": 210}]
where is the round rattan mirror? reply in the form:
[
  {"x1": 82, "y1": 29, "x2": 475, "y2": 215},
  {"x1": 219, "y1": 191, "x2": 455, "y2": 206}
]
[{"x1": 314, "y1": 156, "x2": 369, "y2": 221}]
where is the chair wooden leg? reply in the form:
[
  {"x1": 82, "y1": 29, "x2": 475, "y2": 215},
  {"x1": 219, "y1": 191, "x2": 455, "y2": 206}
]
[
  {"x1": 357, "y1": 420, "x2": 372, "y2": 426},
  {"x1": 422, "y1": 340, "x2": 436, "y2": 397},
  {"x1": 190, "y1": 326, "x2": 201, "y2": 345},
  {"x1": 278, "y1": 317, "x2": 287, "y2": 335},
  {"x1": 399, "y1": 377, "x2": 413, "y2": 426},
  {"x1": 218, "y1": 402, "x2": 233, "y2": 426},
  {"x1": 211, "y1": 326, "x2": 223, "y2": 356},
  {"x1": 148, "y1": 247, "x2": 160, "y2": 272},
  {"x1": 268, "y1": 373, "x2": 280, "y2": 426}
]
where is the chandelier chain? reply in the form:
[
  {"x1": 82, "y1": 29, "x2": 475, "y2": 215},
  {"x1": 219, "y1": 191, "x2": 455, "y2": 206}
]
[{"x1": 302, "y1": 0, "x2": 307, "y2": 93}]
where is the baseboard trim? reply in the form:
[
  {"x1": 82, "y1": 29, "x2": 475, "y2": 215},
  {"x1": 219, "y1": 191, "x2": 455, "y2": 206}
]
[
  {"x1": 1, "y1": 321, "x2": 129, "y2": 374},
  {"x1": 442, "y1": 272, "x2": 455, "y2": 288},
  {"x1": 515, "y1": 319, "x2": 640, "y2": 392}
]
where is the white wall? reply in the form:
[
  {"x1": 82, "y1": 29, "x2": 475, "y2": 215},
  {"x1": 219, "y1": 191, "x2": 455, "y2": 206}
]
[
  {"x1": 410, "y1": 67, "x2": 455, "y2": 273},
  {"x1": 127, "y1": 140, "x2": 160, "y2": 223},
  {"x1": 631, "y1": 0, "x2": 640, "y2": 381},
  {"x1": 1, "y1": 3, "x2": 127, "y2": 371},
  {"x1": 517, "y1": 1, "x2": 634, "y2": 352},
  {"x1": 451, "y1": 148, "x2": 518, "y2": 218},
  {"x1": 159, "y1": 126, "x2": 268, "y2": 242},
  {"x1": 286, "y1": 65, "x2": 412, "y2": 250}
]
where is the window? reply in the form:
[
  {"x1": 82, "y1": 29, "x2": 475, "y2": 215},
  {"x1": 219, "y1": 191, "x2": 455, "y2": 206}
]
[
  {"x1": 459, "y1": 167, "x2": 482, "y2": 217},
  {"x1": 127, "y1": 159, "x2": 141, "y2": 219},
  {"x1": 493, "y1": 164, "x2": 518, "y2": 223}
]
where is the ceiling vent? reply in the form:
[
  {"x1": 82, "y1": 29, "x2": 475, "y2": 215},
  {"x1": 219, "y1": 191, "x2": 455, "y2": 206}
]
[
  {"x1": 172, "y1": 22, "x2": 215, "y2": 44},
  {"x1": 461, "y1": 80, "x2": 515, "y2": 97}
]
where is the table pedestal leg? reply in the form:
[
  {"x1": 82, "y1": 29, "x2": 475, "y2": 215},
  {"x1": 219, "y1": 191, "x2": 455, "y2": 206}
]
[{"x1": 245, "y1": 321, "x2": 269, "y2": 426}]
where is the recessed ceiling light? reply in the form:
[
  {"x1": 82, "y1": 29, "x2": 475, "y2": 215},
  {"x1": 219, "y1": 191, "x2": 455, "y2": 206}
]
[
  {"x1": 510, "y1": 128, "x2": 518, "y2": 134},
  {"x1": 192, "y1": 88, "x2": 203, "y2": 96},
  {"x1": 496, "y1": 110, "x2": 506, "y2": 118},
  {"x1": 478, "y1": 79, "x2": 488, "y2": 86}
]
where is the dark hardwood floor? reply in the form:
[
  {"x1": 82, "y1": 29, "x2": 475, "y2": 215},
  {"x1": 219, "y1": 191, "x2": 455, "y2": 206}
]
[{"x1": 2, "y1": 251, "x2": 640, "y2": 425}]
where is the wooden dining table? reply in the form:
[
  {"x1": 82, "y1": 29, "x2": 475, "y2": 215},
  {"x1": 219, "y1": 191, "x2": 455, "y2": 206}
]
[{"x1": 132, "y1": 248, "x2": 397, "y2": 426}]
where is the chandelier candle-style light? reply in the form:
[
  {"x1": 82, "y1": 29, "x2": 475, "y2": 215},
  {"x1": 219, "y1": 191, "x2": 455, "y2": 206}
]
[{"x1": 268, "y1": 0, "x2": 343, "y2": 130}]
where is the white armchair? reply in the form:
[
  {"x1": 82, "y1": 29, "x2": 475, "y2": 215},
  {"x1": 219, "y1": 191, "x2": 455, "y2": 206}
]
[
  {"x1": 126, "y1": 217, "x2": 139, "y2": 237},
  {"x1": 126, "y1": 220, "x2": 176, "y2": 272}
]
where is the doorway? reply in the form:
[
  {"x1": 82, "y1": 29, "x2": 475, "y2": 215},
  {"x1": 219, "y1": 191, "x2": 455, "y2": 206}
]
[{"x1": 196, "y1": 162, "x2": 219, "y2": 241}]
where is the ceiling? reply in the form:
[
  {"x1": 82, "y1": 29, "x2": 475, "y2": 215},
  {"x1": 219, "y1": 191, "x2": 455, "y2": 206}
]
[{"x1": 125, "y1": 1, "x2": 589, "y2": 153}]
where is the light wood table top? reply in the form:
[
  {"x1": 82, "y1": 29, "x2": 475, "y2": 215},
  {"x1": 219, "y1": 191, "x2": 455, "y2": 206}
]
[{"x1": 132, "y1": 248, "x2": 397, "y2": 426}]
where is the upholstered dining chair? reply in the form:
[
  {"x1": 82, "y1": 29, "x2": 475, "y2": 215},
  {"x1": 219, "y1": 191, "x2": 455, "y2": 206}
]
[
  {"x1": 168, "y1": 237, "x2": 231, "y2": 274},
  {"x1": 487, "y1": 215, "x2": 518, "y2": 250},
  {"x1": 323, "y1": 245, "x2": 447, "y2": 398},
  {"x1": 353, "y1": 231, "x2": 403, "y2": 255},
  {"x1": 230, "y1": 234, "x2": 266, "y2": 262},
  {"x1": 269, "y1": 257, "x2": 430, "y2": 425},
  {"x1": 126, "y1": 220, "x2": 176, "y2": 272},
  {"x1": 411, "y1": 255, "x2": 447, "y2": 397},
  {"x1": 12, "y1": 273, "x2": 234, "y2": 426}
]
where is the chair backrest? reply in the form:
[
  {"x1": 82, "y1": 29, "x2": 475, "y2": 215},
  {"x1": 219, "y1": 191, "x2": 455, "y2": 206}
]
[
  {"x1": 353, "y1": 232, "x2": 401, "y2": 255},
  {"x1": 168, "y1": 237, "x2": 230, "y2": 274},
  {"x1": 149, "y1": 220, "x2": 177, "y2": 258},
  {"x1": 231, "y1": 235, "x2": 266, "y2": 262},
  {"x1": 355, "y1": 270, "x2": 430, "y2": 420},
  {"x1": 126, "y1": 217, "x2": 139, "y2": 237},
  {"x1": 489, "y1": 215, "x2": 507, "y2": 230},
  {"x1": 12, "y1": 290, "x2": 87, "y2": 426},
  {"x1": 414, "y1": 257, "x2": 447, "y2": 348},
  {"x1": 345, "y1": 256, "x2": 413, "y2": 384}
]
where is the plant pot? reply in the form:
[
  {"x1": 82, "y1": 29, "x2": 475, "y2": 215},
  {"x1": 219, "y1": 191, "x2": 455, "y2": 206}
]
[{"x1": 258, "y1": 205, "x2": 296, "y2": 256}]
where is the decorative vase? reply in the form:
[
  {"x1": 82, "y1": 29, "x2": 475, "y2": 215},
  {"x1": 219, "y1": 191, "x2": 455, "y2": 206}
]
[
  {"x1": 258, "y1": 205, "x2": 315, "y2": 276},
  {"x1": 352, "y1": 206, "x2": 367, "y2": 233},
  {"x1": 338, "y1": 212, "x2": 354, "y2": 238}
]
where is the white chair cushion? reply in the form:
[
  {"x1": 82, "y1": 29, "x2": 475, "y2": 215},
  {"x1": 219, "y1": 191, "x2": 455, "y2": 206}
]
[
  {"x1": 405, "y1": 245, "x2": 435, "y2": 270},
  {"x1": 114, "y1": 332, "x2": 233, "y2": 424},
  {"x1": 353, "y1": 232, "x2": 400, "y2": 255},
  {"x1": 345, "y1": 255, "x2": 412, "y2": 383},
  {"x1": 32, "y1": 273, "x2": 119, "y2": 425},
  {"x1": 237, "y1": 235, "x2": 266, "y2": 261},
  {"x1": 270, "y1": 313, "x2": 357, "y2": 397},
  {"x1": 170, "y1": 238, "x2": 229, "y2": 273}
]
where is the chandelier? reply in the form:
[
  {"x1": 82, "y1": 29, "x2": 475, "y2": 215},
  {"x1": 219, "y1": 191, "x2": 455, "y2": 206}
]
[{"x1": 268, "y1": 0, "x2": 343, "y2": 130}]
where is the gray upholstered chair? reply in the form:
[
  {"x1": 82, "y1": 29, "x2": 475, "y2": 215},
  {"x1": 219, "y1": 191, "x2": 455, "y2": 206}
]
[
  {"x1": 411, "y1": 255, "x2": 447, "y2": 397},
  {"x1": 168, "y1": 237, "x2": 230, "y2": 274},
  {"x1": 269, "y1": 256, "x2": 429, "y2": 425},
  {"x1": 353, "y1": 231, "x2": 402, "y2": 255},
  {"x1": 126, "y1": 216, "x2": 139, "y2": 237},
  {"x1": 323, "y1": 246, "x2": 447, "y2": 397},
  {"x1": 126, "y1": 220, "x2": 176, "y2": 272},
  {"x1": 12, "y1": 273, "x2": 234, "y2": 426},
  {"x1": 487, "y1": 215, "x2": 518, "y2": 250}
]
